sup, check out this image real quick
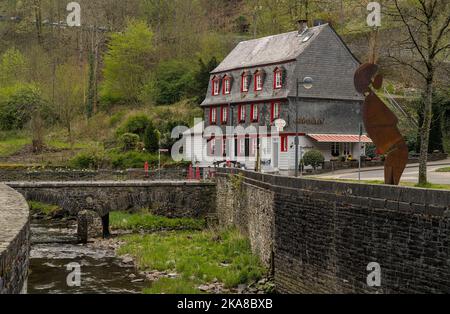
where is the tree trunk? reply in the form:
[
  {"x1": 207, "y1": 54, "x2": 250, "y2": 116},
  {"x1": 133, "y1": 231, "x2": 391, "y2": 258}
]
[{"x1": 418, "y1": 77, "x2": 433, "y2": 185}]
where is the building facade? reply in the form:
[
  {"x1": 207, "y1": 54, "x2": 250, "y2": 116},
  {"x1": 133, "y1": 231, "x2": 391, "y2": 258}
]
[{"x1": 184, "y1": 22, "x2": 372, "y2": 171}]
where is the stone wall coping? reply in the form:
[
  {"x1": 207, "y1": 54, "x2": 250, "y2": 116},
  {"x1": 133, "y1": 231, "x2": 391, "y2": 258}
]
[
  {"x1": 216, "y1": 168, "x2": 450, "y2": 209},
  {"x1": 0, "y1": 184, "x2": 29, "y2": 253},
  {"x1": 4, "y1": 180, "x2": 215, "y2": 189}
]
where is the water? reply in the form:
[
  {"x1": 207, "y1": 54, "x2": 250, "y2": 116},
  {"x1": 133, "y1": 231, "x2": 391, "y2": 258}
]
[{"x1": 28, "y1": 218, "x2": 146, "y2": 294}]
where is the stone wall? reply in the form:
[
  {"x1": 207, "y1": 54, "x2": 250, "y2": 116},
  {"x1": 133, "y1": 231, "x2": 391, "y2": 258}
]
[
  {"x1": 0, "y1": 168, "x2": 188, "y2": 182},
  {"x1": 0, "y1": 184, "x2": 30, "y2": 294},
  {"x1": 215, "y1": 169, "x2": 450, "y2": 294},
  {"x1": 8, "y1": 181, "x2": 216, "y2": 218},
  {"x1": 216, "y1": 174, "x2": 274, "y2": 267}
]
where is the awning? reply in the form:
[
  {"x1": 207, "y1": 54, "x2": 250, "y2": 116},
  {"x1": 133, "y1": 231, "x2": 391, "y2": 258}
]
[{"x1": 307, "y1": 134, "x2": 372, "y2": 143}]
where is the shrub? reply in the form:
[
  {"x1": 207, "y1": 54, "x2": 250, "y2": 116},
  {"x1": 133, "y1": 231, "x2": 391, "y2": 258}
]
[
  {"x1": 116, "y1": 114, "x2": 150, "y2": 139},
  {"x1": 302, "y1": 149, "x2": 325, "y2": 170},
  {"x1": 69, "y1": 145, "x2": 110, "y2": 169},
  {"x1": 119, "y1": 133, "x2": 140, "y2": 151},
  {"x1": 143, "y1": 122, "x2": 160, "y2": 152},
  {"x1": 108, "y1": 150, "x2": 159, "y2": 169}
]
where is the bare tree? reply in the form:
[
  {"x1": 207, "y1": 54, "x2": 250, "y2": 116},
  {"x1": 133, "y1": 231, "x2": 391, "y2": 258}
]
[{"x1": 387, "y1": 0, "x2": 450, "y2": 185}]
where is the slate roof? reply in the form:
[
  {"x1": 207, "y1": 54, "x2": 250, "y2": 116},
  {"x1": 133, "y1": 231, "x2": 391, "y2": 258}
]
[{"x1": 211, "y1": 24, "x2": 327, "y2": 74}]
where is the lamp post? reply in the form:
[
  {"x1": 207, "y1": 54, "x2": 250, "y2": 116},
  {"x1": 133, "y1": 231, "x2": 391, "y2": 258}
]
[{"x1": 295, "y1": 77, "x2": 314, "y2": 177}]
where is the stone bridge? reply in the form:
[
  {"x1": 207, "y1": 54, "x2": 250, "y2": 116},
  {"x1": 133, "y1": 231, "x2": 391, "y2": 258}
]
[{"x1": 6, "y1": 180, "x2": 216, "y2": 237}]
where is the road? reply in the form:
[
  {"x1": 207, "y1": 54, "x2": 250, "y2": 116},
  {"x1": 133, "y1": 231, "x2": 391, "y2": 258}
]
[{"x1": 310, "y1": 159, "x2": 450, "y2": 185}]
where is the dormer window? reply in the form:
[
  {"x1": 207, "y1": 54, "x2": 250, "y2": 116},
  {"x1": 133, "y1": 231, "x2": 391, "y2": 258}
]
[
  {"x1": 254, "y1": 72, "x2": 263, "y2": 91},
  {"x1": 212, "y1": 76, "x2": 220, "y2": 96},
  {"x1": 223, "y1": 76, "x2": 231, "y2": 94},
  {"x1": 274, "y1": 68, "x2": 283, "y2": 89},
  {"x1": 241, "y1": 72, "x2": 249, "y2": 92}
]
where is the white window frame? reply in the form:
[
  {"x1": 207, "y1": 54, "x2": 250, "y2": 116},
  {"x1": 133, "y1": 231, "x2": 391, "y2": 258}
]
[
  {"x1": 211, "y1": 107, "x2": 217, "y2": 124},
  {"x1": 222, "y1": 106, "x2": 228, "y2": 124},
  {"x1": 224, "y1": 78, "x2": 231, "y2": 94},
  {"x1": 239, "y1": 105, "x2": 246, "y2": 122},
  {"x1": 242, "y1": 75, "x2": 248, "y2": 92},
  {"x1": 275, "y1": 70, "x2": 282, "y2": 89},
  {"x1": 255, "y1": 74, "x2": 263, "y2": 91},
  {"x1": 252, "y1": 104, "x2": 258, "y2": 122},
  {"x1": 273, "y1": 102, "x2": 280, "y2": 120},
  {"x1": 213, "y1": 79, "x2": 219, "y2": 95}
]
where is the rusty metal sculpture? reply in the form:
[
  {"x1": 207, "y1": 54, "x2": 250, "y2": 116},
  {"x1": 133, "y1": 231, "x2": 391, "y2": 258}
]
[{"x1": 354, "y1": 63, "x2": 408, "y2": 185}]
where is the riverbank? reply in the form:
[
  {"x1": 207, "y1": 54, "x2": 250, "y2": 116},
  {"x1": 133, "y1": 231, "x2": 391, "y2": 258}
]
[{"x1": 28, "y1": 204, "x2": 273, "y2": 294}]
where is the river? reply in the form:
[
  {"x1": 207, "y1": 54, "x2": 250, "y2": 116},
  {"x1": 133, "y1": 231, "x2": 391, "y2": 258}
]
[{"x1": 28, "y1": 218, "x2": 146, "y2": 294}]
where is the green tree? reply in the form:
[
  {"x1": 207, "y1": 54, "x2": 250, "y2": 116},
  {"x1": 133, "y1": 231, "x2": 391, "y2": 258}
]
[
  {"x1": 302, "y1": 149, "x2": 325, "y2": 170},
  {"x1": 0, "y1": 48, "x2": 28, "y2": 87},
  {"x1": 151, "y1": 59, "x2": 195, "y2": 105},
  {"x1": 192, "y1": 57, "x2": 219, "y2": 103},
  {"x1": 116, "y1": 114, "x2": 151, "y2": 139},
  {"x1": 144, "y1": 122, "x2": 160, "y2": 153},
  {"x1": 101, "y1": 20, "x2": 156, "y2": 104}
]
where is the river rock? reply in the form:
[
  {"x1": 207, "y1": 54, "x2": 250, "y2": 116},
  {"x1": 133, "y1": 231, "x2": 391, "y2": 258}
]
[{"x1": 77, "y1": 210, "x2": 103, "y2": 243}]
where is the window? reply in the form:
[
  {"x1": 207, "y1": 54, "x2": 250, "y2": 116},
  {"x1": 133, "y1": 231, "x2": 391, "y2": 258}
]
[
  {"x1": 250, "y1": 137, "x2": 258, "y2": 157},
  {"x1": 274, "y1": 68, "x2": 283, "y2": 89},
  {"x1": 250, "y1": 104, "x2": 259, "y2": 122},
  {"x1": 210, "y1": 107, "x2": 217, "y2": 124},
  {"x1": 241, "y1": 73, "x2": 249, "y2": 92},
  {"x1": 209, "y1": 137, "x2": 216, "y2": 156},
  {"x1": 212, "y1": 77, "x2": 220, "y2": 96},
  {"x1": 254, "y1": 72, "x2": 262, "y2": 91},
  {"x1": 331, "y1": 142, "x2": 340, "y2": 157},
  {"x1": 223, "y1": 76, "x2": 231, "y2": 94},
  {"x1": 237, "y1": 137, "x2": 245, "y2": 156},
  {"x1": 281, "y1": 135, "x2": 288, "y2": 152},
  {"x1": 343, "y1": 143, "x2": 352, "y2": 156},
  {"x1": 271, "y1": 102, "x2": 280, "y2": 122},
  {"x1": 238, "y1": 105, "x2": 246, "y2": 123},
  {"x1": 221, "y1": 106, "x2": 228, "y2": 124}
]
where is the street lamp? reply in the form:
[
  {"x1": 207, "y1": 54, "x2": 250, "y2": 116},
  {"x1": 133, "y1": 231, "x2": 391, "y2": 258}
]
[{"x1": 295, "y1": 76, "x2": 314, "y2": 177}]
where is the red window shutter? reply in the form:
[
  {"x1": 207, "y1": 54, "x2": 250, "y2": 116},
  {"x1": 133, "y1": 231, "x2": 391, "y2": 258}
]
[
  {"x1": 238, "y1": 105, "x2": 241, "y2": 122},
  {"x1": 270, "y1": 103, "x2": 274, "y2": 122},
  {"x1": 273, "y1": 70, "x2": 277, "y2": 89},
  {"x1": 250, "y1": 105, "x2": 254, "y2": 122},
  {"x1": 209, "y1": 107, "x2": 213, "y2": 124}
]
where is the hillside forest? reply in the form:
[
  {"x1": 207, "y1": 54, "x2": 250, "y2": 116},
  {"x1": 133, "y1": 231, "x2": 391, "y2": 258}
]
[{"x1": 0, "y1": 0, "x2": 448, "y2": 179}]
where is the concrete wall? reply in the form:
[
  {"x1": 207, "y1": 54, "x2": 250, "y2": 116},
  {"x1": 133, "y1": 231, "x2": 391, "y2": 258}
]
[
  {"x1": 8, "y1": 181, "x2": 216, "y2": 218},
  {"x1": 215, "y1": 169, "x2": 450, "y2": 294},
  {"x1": 0, "y1": 184, "x2": 30, "y2": 294}
]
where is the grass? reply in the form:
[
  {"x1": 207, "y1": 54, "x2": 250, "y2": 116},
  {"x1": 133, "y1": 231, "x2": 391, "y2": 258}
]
[
  {"x1": 110, "y1": 211, "x2": 206, "y2": 231},
  {"x1": 28, "y1": 201, "x2": 61, "y2": 215},
  {"x1": 0, "y1": 137, "x2": 30, "y2": 157},
  {"x1": 319, "y1": 178, "x2": 450, "y2": 191},
  {"x1": 117, "y1": 228, "x2": 266, "y2": 293},
  {"x1": 436, "y1": 167, "x2": 450, "y2": 173},
  {"x1": 143, "y1": 277, "x2": 202, "y2": 294}
]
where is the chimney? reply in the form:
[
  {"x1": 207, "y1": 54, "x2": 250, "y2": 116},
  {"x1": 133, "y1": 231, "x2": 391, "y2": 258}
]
[{"x1": 297, "y1": 19, "x2": 308, "y2": 34}]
